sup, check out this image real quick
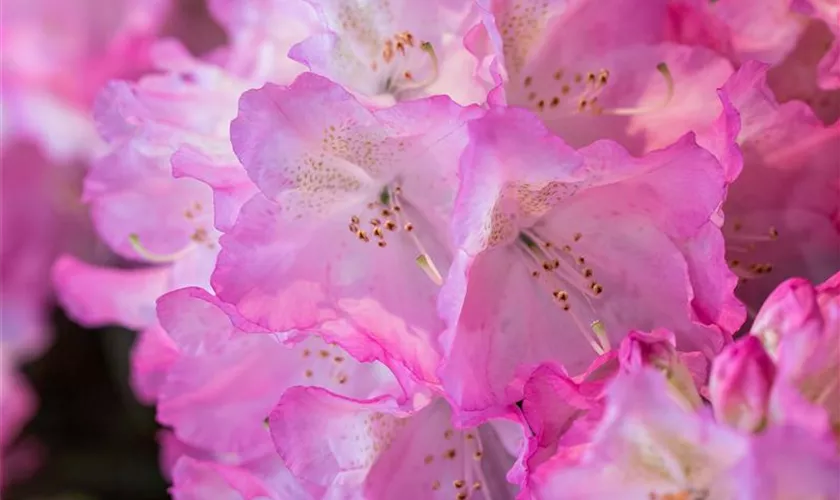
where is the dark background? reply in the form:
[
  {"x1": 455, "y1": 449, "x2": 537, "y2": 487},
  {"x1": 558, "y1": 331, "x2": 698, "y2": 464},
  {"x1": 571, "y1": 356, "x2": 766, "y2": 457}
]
[{"x1": 5, "y1": 310, "x2": 167, "y2": 500}]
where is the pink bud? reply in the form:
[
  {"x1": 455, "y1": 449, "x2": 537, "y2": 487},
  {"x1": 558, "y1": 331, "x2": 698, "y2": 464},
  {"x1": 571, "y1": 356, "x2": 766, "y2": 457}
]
[
  {"x1": 752, "y1": 273, "x2": 840, "y2": 434},
  {"x1": 619, "y1": 329, "x2": 704, "y2": 409},
  {"x1": 751, "y1": 277, "x2": 826, "y2": 357},
  {"x1": 710, "y1": 336, "x2": 776, "y2": 432},
  {"x1": 619, "y1": 329, "x2": 677, "y2": 370}
]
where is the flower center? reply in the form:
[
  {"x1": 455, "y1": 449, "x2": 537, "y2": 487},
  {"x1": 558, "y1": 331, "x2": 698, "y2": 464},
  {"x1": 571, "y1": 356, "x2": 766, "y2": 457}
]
[
  {"x1": 725, "y1": 220, "x2": 778, "y2": 284},
  {"x1": 517, "y1": 229, "x2": 609, "y2": 354},
  {"x1": 127, "y1": 201, "x2": 215, "y2": 262},
  {"x1": 516, "y1": 63, "x2": 674, "y2": 118},
  {"x1": 347, "y1": 185, "x2": 443, "y2": 285},
  {"x1": 426, "y1": 427, "x2": 489, "y2": 498},
  {"x1": 649, "y1": 489, "x2": 710, "y2": 500},
  {"x1": 371, "y1": 33, "x2": 439, "y2": 97}
]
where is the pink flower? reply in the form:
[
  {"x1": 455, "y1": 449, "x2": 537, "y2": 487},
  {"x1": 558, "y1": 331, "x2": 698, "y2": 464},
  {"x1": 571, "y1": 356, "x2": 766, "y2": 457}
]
[
  {"x1": 713, "y1": 61, "x2": 840, "y2": 309},
  {"x1": 709, "y1": 336, "x2": 777, "y2": 433},
  {"x1": 439, "y1": 105, "x2": 737, "y2": 413},
  {"x1": 206, "y1": 0, "x2": 319, "y2": 83},
  {"x1": 619, "y1": 329, "x2": 708, "y2": 409},
  {"x1": 530, "y1": 367, "x2": 840, "y2": 499},
  {"x1": 83, "y1": 0, "x2": 315, "y2": 300},
  {"x1": 52, "y1": 256, "x2": 173, "y2": 330},
  {"x1": 734, "y1": 424, "x2": 840, "y2": 500},
  {"x1": 520, "y1": 330, "x2": 710, "y2": 494},
  {"x1": 473, "y1": 0, "x2": 735, "y2": 154},
  {"x1": 517, "y1": 361, "x2": 608, "y2": 495},
  {"x1": 86, "y1": 42, "x2": 246, "y2": 268},
  {"x1": 767, "y1": 20, "x2": 840, "y2": 125},
  {"x1": 666, "y1": 0, "x2": 809, "y2": 65},
  {"x1": 752, "y1": 272, "x2": 840, "y2": 440},
  {"x1": 145, "y1": 286, "x2": 408, "y2": 464},
  {"x1": 70, "y1": 40, "x2": 267, "y2": 334},
  {"x1": 0, "y1": 0, "x2": 213, "y2": 160},
  {"x1": 214, "y1": 72, "x2": 482, "y2": 384},
  {"x1": 161, "y1": 431, "x2": 318, "y2": 499},
  {"x1": 169, "y1": 455, "x2": 315, "y2": 500},
  {"x1": 269, "y1": 389, "x2": 523, "y2": 498},
  {"x1": 290, "y1": 0, "x2": 485, "y2": 103},
  {"x1": 530, "y1": 368, "x2": 748, "y2": 499}
]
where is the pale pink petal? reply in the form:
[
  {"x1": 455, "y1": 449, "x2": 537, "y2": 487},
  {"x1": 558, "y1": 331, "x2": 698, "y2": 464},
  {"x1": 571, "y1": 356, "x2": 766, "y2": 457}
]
[
  {"x1": 269, "y1": 389, "x2": 520, "y2": 498},
  {"x1": 735, "y1": 425, "x2": 840, "y2": 499},
  {"x1": 130, "y1": 324, "x2": 180, "y2": 404},
  {"x1": 52, "y1": 255, "x2": 172, "y2": 330},
  {"x1": 520, "y1": 363, "x2": 600, "y2": 482},
  {"x1": 531, "y1": 369, "x2": 748, "y2": 499}
]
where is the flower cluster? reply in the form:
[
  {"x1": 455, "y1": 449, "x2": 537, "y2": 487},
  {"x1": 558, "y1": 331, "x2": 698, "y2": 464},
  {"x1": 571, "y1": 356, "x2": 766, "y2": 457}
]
[{"x1": 4, "y1": 0, "x2": 840, "y2": 497}]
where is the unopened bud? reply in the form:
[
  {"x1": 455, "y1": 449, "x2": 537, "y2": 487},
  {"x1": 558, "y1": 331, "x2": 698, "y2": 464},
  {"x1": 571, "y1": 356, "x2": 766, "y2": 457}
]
[{"x1": 710, "y1": 336, "x2": 776, "y2": 433}]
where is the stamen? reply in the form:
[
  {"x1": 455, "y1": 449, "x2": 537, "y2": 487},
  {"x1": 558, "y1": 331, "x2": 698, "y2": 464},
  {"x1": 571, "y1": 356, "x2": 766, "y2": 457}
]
[
  {"x1": 354, "y1": 185, "x2": 446, "y2": 285},
  {"x1": 601, "y1": 63, "x2": 674, "y2": 116},
  {"x1": 726, "y1": 222, "x2": 778, "y2": 282},
  {"x1": 395, "y1": 42, "x2": 439, "y2": 92},
  {"x1": 128, "y1": 234, "x2": 194, "y2": 263},
  {"x1": 729, "y1": 261, "x2": 774, "y2": 280},
  {"x1": 519, "y1": 231, "x2": 597, "y2": 297},
  {"x1": 517, "y1": 231, "x2": 608, "y2": 355},
  {"x1": 416, "y1": 254, "x2": 443, "y2": 285},
  {"x1": 388, "y1": 186, "x2": 444, "y2": 286},
  {"x1": 591, "y1": 320, "x2": 611, "y2": 352}
]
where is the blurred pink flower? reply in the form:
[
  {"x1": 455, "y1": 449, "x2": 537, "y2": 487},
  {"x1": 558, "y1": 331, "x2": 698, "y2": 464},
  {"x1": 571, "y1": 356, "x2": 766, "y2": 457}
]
[{"x1": 713, "y1": 61, "x2": 840, "y2": 309}]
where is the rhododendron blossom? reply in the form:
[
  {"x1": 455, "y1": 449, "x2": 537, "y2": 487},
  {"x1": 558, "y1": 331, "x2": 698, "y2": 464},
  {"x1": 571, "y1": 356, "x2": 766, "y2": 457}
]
[
  {"x1": 291, "y1": 0, "x2": 485, "y2": 103},
  {"x1": 439, "y1": 106, "x2": 737, "y2": 412},
  {"x1": 214, "y1": 72, "x2": 482, "y2": 384},
  {"x1": 530, "y1": 367, "x2": 840, "y2": 500},
  {"x1": 6, "y1": 0, "x2": 839, "y2": 497}
]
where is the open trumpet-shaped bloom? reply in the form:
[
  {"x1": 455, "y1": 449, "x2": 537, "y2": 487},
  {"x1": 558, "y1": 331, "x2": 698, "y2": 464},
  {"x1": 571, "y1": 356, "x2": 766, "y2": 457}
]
[
  {"x1": 439, "y1": 106, "x2": 738, "y2": 413},
  {"x1": 214, "y1": 72, "x2": 482, "y2": 383}
]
